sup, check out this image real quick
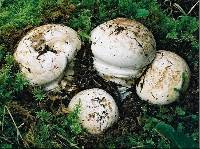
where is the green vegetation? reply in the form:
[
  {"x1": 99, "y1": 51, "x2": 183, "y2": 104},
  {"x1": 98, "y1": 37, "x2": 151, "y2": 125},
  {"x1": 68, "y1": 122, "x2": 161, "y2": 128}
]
[
  {"x1": 0, "y1": 49, "x2": 28, "y2": 106},
  {"x1": 0, "y1": 0, "x2": 70, "y2": 35},
  {"x1": 100, "y1": 104, "x2": 199, "y2": 148},
  {"x1": 155, "y1": 121, "x2": 198, "y2": 148},
  {"x1": 32, "y1": 87, "x2": 46, "y2": 102},
  {"x1": 0, "y1": 0, "x2": 198, "y2": 148},
  {"x1": 25, "y1": 107, "x2": 83, "y2": 148}
]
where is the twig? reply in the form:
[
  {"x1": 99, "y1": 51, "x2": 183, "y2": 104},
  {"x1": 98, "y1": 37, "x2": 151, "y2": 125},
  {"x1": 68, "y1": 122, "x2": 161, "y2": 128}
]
[
  {"x1": 1, "y1": 106, "x2": 6, "y2": 132},
  {"x1": 173, "y1": 3, "x2": 187, "y2": 15},
  {"x1": 5, "y1": 106, "x2": 22, "y2": 143},
  {"x1": 57, "y1": 133, "x2": 79, "y2": 149},
  {"x1": 18, "y1": 123, "x2": 25, "y2": 129},
  {"x1": 131, "y1": 145, "x2": 151, "y2": 149},
  {"x1": 5, "y1": 106, "x2": 29, "y2": 148},
  {"x1": 58, "y1": 140, "x2": 67, "y2": 147},
  {"x1": 187, "y1": 1, "x2": 199, "y2": 15}
]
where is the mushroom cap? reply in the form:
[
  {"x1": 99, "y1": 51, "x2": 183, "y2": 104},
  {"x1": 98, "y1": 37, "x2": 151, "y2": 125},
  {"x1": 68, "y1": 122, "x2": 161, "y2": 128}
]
[
  {"x1": 14, "y1": 24, "x2": 81, "y2": 90},
  {"x1": 136, "y1": 50, "x2": 190, "y2": 105},
  {"x1": 68, "y1": 88, "x2": 119, "y2": 134},
  {"x1": 91, "y1": 18, "x2": 156, "y2": 86}
]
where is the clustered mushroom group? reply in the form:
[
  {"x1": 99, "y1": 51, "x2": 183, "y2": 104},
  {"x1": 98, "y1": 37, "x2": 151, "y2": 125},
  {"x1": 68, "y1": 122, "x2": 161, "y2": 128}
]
[{"x1": 14, "y1": 18, "x2": 190, "y2": 134}]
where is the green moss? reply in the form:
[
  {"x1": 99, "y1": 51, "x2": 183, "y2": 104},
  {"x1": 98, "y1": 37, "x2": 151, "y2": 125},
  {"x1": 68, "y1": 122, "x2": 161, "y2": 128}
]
[
  {"x1": 30, "y1": 106, "x2": 83, "y2": 148},
  {"x1": 32, "y1": 87, "x2": 46, "y2": 102},
  {"x1": 0, "y1": 53, "x2": 28, "y2": 106},
  {"x1": 0, "y1": 0, "x2": 68, "y2": 36},
  {"x1": 0, "y1": 0, "x2": 41, "y2": 35}
]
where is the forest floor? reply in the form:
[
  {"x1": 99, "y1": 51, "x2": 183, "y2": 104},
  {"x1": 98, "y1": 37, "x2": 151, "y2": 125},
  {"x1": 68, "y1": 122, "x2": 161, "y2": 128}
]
[{"x1": 0, "y1": 0, "x2": 199, "y2": 148}]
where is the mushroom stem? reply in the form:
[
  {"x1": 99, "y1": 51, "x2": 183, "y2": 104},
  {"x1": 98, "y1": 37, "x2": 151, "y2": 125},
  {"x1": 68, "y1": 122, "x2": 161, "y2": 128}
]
[
  {"x1": 64, "y1": 61, "x2": 75, "y2": 82},
  {"x1": 60, "y1": 61, "x2": 76, "y2": 90},
  {"x1": 117, "y1": 86, "x2": 132, "y2": 101},
  {"x1": 44, "y1": 77, "x2": 62, "y2": 91}
]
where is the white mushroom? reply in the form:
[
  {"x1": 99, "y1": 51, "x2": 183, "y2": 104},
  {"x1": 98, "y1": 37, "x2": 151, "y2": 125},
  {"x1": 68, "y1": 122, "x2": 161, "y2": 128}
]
[
  {"x1": 14, "y1": 24, "x2": 81, "y2": 91},
  {"x1": 68, "y1": 88, "x2": 119, "y2": 134},
  {"x1": 91, "y1": 18, "x2": 156, "y2": 87},
  {"x1": 136, "y1": 50, "x2": 190, "y2": 105}
]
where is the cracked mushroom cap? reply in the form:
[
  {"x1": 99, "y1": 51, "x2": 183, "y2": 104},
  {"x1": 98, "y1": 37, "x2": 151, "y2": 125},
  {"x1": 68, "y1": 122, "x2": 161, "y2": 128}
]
[
  {"x1": 91, "y1": 18, "x2": 156, "y2": 86},
  {"x1": 68, "y1": 88, "x2": 119, "y2": 134},
  {"x1": 14, "y1": 24, "x2": 81, "y2": 90},
  {"x1": 136, "y1": 50, "x2": 190, "y2": 105}
]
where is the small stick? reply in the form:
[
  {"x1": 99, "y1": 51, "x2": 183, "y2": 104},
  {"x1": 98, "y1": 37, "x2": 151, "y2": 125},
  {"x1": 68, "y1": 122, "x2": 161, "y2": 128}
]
[
  {"x1": 173, "y1": 3, "x2": 187, "y2": 15},
  {"x1": 1, "y1": 106, "x2": 6, "y2": 132},
  {"x1": 57, "y1": 133, "x2": 79, "y2": 149},
  {"x1": 5, "y1": 106, "x2": 29, "y2": 147},
  {"x1": 187, "y1": 1, "x2": 199, "y2": 15}
]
